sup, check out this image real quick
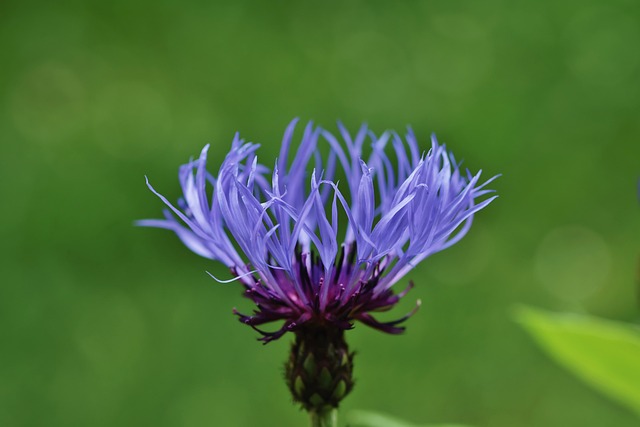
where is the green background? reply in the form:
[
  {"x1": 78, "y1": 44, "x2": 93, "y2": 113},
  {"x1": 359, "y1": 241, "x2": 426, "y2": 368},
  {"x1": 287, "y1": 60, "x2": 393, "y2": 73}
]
[{"x1": 1, "y1": 1, "x2": 639, "y2": 426}]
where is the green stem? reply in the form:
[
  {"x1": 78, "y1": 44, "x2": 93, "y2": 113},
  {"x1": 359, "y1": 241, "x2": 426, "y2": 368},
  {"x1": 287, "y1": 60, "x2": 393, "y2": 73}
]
[{"x1": 309, "y1": 408, "x2": 338, "y2": 427}]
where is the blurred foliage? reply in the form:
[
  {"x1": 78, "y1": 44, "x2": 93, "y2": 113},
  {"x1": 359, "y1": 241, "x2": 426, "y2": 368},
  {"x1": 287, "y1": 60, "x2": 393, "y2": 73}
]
[
  {"x1": 348, "y1": 409, "x2": 472, "y2": 427},
  {"x1": 1, "y1": 0, "x2": 639, "y2": 426},
  {"x1": 516, "y1": 306, "x2": 640, "y2": 417}
]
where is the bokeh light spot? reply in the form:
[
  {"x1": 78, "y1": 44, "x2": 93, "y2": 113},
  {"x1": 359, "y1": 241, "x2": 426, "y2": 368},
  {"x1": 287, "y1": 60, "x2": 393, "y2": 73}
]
[
  {"x1": 9, "y1": 63, "x2": 86, "y2": 144},
  {"x1": 535, "y1": 226, "x2": 611, "y2": 302}
]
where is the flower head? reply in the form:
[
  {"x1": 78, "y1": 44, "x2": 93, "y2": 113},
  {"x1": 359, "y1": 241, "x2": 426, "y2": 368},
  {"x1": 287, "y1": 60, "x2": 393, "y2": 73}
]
[{"x1": 140, "y1": 119, "x2": 497, "y2": 343}]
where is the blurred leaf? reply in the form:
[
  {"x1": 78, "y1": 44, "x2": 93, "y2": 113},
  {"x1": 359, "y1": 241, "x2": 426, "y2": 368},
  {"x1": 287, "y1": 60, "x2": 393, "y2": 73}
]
[
  {"x1": 347, "y1": 410, "x2": 472, "y2": 427},
  {"x1": 515, "y1": 306, "x2": 640, "y2": 417}
]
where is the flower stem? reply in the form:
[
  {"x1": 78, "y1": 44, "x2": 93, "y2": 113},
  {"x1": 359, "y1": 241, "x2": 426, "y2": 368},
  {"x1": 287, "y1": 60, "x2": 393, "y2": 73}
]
[{"x1": 309, "y1": 408, "x2": 338, "y2": 427}]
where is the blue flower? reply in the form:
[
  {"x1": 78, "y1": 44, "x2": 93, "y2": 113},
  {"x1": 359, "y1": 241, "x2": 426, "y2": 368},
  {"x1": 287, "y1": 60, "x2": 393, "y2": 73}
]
[{"x1": 139, "y1": 119, "x2": 498, "y2": 342}]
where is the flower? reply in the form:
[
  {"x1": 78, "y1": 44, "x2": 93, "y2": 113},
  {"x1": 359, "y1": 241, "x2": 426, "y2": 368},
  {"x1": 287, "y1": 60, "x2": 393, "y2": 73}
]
[
  {"x1": 139, "y1": 119, "x2": 498, "y2": 343},
  {"x1": 140, "y1": 119, "x2": 498, "y2": 412}
]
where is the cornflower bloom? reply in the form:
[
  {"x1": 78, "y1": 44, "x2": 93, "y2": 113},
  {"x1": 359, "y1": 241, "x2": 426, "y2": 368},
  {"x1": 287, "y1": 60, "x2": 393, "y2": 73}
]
[{"x1": 139, "y1": 119, "x2": 497, "y2": 421}]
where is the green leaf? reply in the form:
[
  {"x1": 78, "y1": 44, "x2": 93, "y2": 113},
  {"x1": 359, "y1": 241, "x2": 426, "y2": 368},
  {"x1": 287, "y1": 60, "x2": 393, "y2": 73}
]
[
  {"x1": 515, "y1": 306, "x2": 640, "y2": 416},
  {"x1": 347, "y1": 410, "x2": 472, "y2": 427}
]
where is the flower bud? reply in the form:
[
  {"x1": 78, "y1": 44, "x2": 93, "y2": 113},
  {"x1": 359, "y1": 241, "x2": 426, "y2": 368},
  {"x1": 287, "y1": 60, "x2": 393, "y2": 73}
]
[{"x1": 285, "y1": 326, "x2": 354, "y2": 412}]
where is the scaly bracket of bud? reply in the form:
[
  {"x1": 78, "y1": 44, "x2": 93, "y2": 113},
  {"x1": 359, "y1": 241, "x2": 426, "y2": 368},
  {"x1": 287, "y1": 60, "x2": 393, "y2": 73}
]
[{"x1": 285, "y1": 325, "x2": 354, "y2": 414}]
